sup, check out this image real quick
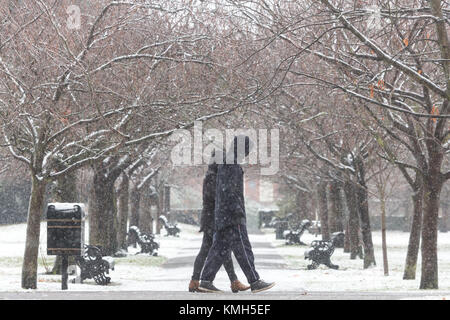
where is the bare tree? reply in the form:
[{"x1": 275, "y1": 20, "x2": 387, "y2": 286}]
[
  {"x1": 0, "y1": 0, "x2": 260, "y2": 288},
  {"x1": 227, "y1": 0, "x2": 449, "y2": 289}
]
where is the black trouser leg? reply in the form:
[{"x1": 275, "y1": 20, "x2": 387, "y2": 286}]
[
  {"x1": 230, "y1": 224, "x2": 259, "y2": 284},
  {"x1": 192, "y1": 232, "x2": 213, "y2": 281},
  {"x1": 192, "y1": 231, "x2": 237, "y2": 282},
  {"x1": 201, "y1": 225, "x2": 259, "y2": 284},
  {"x1": 223, "y1": 248, "x2": 238, "y2": 282},
  {"x1": 200, "y1": 229, "x2": 231, "y2": 282}
]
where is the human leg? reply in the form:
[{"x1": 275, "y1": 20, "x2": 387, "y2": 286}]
[
  {"x1": 191, "y1": 232, "x2": 213, "y2": 281},
  {"x1": 229, "y1": 224, "x2": 259, "y2": 284},
  {"x1": 230, "y1": 224, "x2": 275, "y2": 293},
  {"x1": 189, "y1": 232, "x2": 213, "y2": 292},
  {"x1": 200, "y1": 229, "x2": 231, "y2": 283}
]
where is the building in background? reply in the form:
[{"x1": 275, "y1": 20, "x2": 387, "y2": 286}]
[{"x1": 168, "y1": 166, "x2": 280, "y2": 230}]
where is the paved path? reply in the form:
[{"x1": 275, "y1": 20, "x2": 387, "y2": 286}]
[
  {"x1": 148, "y1": 230, "x2": 290, "y2": 293},
  {"x1": 162, "y1": 232, "x2": 288, "y2": 271},
  {"x1": 1, "y1": 290, "x2": 450, "y2": 300}
]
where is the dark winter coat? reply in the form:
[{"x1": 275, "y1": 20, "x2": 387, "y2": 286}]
[
  {"x1": 214, "y1": 138, "x2": 249, "y2": 231},
  {"x1": 199, "y1": 163, "x2": 218, "y2": 234},
  {"x1": 213, "y1": 162, "x2": 246, "y2": 231}
]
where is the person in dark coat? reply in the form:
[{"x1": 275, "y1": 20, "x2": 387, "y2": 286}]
[
  {"x1": 189, "y1": 153, "x2": 250, "y2": 293},
  {"x1": 198, "y1": 135, "x2": 275, "y2": 293}
]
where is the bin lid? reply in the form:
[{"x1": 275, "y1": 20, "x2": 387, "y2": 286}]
[{"x1": 47, "y1": 203, "x2": 87, "y2": 217}]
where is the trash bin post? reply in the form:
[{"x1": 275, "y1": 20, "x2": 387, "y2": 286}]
[
  {"x1": 47, "y1": 203, "x2": 85, "y2": 290},
  {"x1": 61, "y1": 255, "x2": 68, "y2": 290}
]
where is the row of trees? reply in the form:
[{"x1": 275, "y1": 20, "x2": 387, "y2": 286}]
[
  {"x1": 0, "y1": 0, "x2": 269, "y2": 289},
  {"x1": 226, "y1": 0, "x2": 449, "y2": 289},
  {"x1": 0, "y1": 0, "x2": 448, "y2": 290}
]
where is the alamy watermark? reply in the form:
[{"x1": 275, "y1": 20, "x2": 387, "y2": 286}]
[
  {"x1": 66, "y1": 5, "x2": 81, "y2": 30},
  {"x1": 169, "y1": 122, "x2": 279, "y2": 176}
]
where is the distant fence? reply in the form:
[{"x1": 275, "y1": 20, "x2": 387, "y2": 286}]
[
  {"x1": 0, "y1": 180, "x2": 31, "y2": 225},
  {"x1": 0, "y1": 209, "x2": 27, "y2": 225},
  {"x1": 171, "y1": 209, "x2": 201, "y2": 226},
  {"x1": 371, "y1": 216, "x2": 409, "y2": 231},
  {"x1": 371, "y1": 216, "x2": 447, "y2": 232}
]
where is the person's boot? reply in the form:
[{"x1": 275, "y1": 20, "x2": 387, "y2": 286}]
[
  {"x1": 198, "y1": 280, "x2": 222, "y2": 293},
  {"x1": 230, "y1": 280, "x2": 250, "y2": 293},
  {"x1": 250, "y1": 280, "x2": 275, "y2": 293},
  {"x1": 188, "y1": 280, "x2": 200, "y2": 292}
]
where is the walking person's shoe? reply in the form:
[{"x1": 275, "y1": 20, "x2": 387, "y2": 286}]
[
  {"x1": 230, "y1": 279, "x2": 250, "y2": 293},
  {"x1": 198, "y1": 280, "x2": 223, "y2": 293},
  {"x1": 250, "y1": 280, "x2": 275, "y2": 293},
  {"x1": 188, "y1": 280, "x2": 200, "y2": 292}
]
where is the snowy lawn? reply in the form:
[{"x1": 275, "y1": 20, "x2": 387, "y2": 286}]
[
  {"x1": 0, "y1": 222, "x2": 200, "y2": 291},
  {"x1": 1, "y1": 221, "x2": 450, "y2": 295},
  {"x1": 261, "y1": 227, "x2": 450, "y2": 292}
]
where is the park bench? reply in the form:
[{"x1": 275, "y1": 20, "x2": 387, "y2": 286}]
[
  {"x1": 72, "y1": 245, "x2": 115, "y2": 285},
  {"x1": 127, "y1": 226, "x2": 159, "y2": 256},
  {"x1": 308, "y1": 220, "x2": 321, "y2": 237},
  {"x1": 176, "y1": 212, "x2": 199, "y2": 226},
  {"x1": 330, "y1": 231, "x2": 345, "y2": 248},
  {"x1": 284, "y1": 219, "x2": 312, "y2": 245},
  {"x1": 269, "y1": 216, "x2": 289, "y2": 239},
  {"x1": 158, "y1": 215, "x2": 180, "y2": 237},
  {"x1": 304, "y1": 236, "x2": 340, "y2": 270}
]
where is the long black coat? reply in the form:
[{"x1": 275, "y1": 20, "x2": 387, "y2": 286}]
[
  {"x1": 199, "y1": 163, "x2": 218, "y2": 234},
  {"x1": 203, "y1": 135, "x2": 251, "y2": 231},
  {"x1": 214, "y1": 159, "x2": 246, "y2": 231}
]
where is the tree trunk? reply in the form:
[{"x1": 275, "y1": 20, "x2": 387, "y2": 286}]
[
  {"x1": 343, "y1": 221, "x2": 351, "y2": 253},
  {"x1": 420, "y1": 0, "x2": 450, "y2": 290},
  {"x1": 440, "y1": 201, "x2": 448, "y2": 233},
  {"x1": 310, "y1": 190, "x2": 317, "y2": 222},
  {"x1": 356, "y1": 182, "x2": 376, "y2": 268},
  {"x1": 155, "y1": 193, "x2": 162, "y2": 234},
  {"x1": 296, "y1": 190, "x2": 309, "y2": 221},
  {"x1": 403, "y1": 182, "x2": 423, "y2": 280},
  {"x1": 380, "y1": 193, "x2": 389, "y2": 276},
  {"x1": 354, "y1": 157, "x2": 376, "y2": 268},
  {"x1": 344, "y1": 181, "x2": 361, "y2": 259},
  {"x1": 139, "y1": 192, "x2": 153, "y2": 234},
  {"x1": 129, "y1": 184, "x2": 140, "y2": 228},
  {"x1": 117, "y1": 174, "x2": 129, "y2": 251},
  {"x1": 21, "y1": 176, "x2": 47, "y2": 289},
  {"x1": 317, "y1": 182, "x2": 330, "y2": 241},
  {"x1": 89, "y1": 172, "x2": 118, "y2": 256},
  {"x1": 52, "y1": 167, "x2": 78, "y2": 203},
  {"x1": 329, "y1": 180, "x2": 344, "y2": 233},
  {"x1": 403, "y1": 197, "x2": 411, "y2": 232},
  {"x1": 164, "y1": 185, "x2": 172, "y2": 223},
  {"x1": 420, "y1": 174, "x2": 442, "y2": 289}
]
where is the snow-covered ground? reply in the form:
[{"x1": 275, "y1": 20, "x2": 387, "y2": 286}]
[
  {"x1": 261, "y1": 228, "x2": 450, "y2": 293},
  {"x1": 0, "y1": 222, "x2": 202, "y2": 292},
  {"x1": 1, "y1": 221, "x2": 450, "y2": 297}
]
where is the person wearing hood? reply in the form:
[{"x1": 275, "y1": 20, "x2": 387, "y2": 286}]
[
  {"x1": 198, "y1": 135, "x2": 275, "y2": 293},
  {"x1": 189, "y1": 150, "x2": 250, "y2": 293}
]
